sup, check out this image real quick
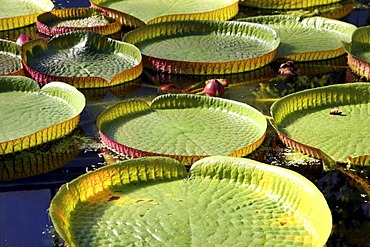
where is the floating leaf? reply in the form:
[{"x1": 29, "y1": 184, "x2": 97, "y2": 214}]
[
  {"x1": 90, "y1": 0, "x2": 239, "y2": 28},
  {"x1": 123, "y1": 20, "x2": 279, "y2": 74},
  {"x1": 50, "y1": 156, "x2": 332, "y2": 246},
  {"x1": 36, "y1": 7, "x2": 121, "y2": 37},
  {"x1": 97, "y1": 94, "x2": 267, "y2": 164},
  {"x1": 345, "y1": 26, "x2": 370, "y2": 80},
  {"x1": 0, "y1": 0, "x2": 54, "y2": 31},
  {"x1": 238, "y1": 15, "x2": 356, "y2": 61},
  {"x1": 0, "y1": 76, "x2": 85, "y2": 154},
  {"x1": 21, "y1": 30, "x2": 142, "y2": 88},
  {"x1": 270, "y1": 83, "x2": 370, "y2": 168},
  {"x1": 239, "y1": 0, "x2": 342, "y2": 10},
  {"x1": 0, "y1": 38, "x2": 23, "y2": 75}
]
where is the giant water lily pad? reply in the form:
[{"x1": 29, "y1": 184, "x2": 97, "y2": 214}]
[
  {"x1": 0, "y1": 0, "x2": 54, "y2": 31},
  {"x1": 0, "y1": 76, "x2": 85, "y2": 154},
  {"x1": 0, "y1": 130, "x2": 83, "y2": 181},
  {"x1": 238, "y1": 15, "x2": 356, "y2": 61},
  {"x1": 50, "y1": 156, "x2": 332, "y2": 246},
  {"x1": 97, "y1": 94, "x2": 267, "y2": 164},
  {"x1": 345, "y1": 26, "x2": 370, "y2": 80},
  {"x1": 90, "y1": 0, "x2": 239, "y2": 28},
  {"x1": 239, "y1": 0, "x2": 341, "y2": 10},
  {"x1": 270, "y1": 83, "x2": 370, "y2": 168},
  {"x1": 36, "y1": 7, "x2": 121, "y2": 37},
  {"x1": 123, "y1": 20, "x2": 279, "y2": 75},
  {"x1": 21, "y1": 30, "x2": 142, "y2": 88},
  {"x1": 0, "y1": 38, "x2": 22, "y2": 75}
]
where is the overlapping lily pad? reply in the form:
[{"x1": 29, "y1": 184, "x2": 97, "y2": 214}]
[
  {"x1": 90, "y1": 0, "x2": 239, "y2": 28},
  {"x1": 49, "y1": 156, "x2": 332, "y2": 246},
  {"x1": 238, "y1": 15, "x2": 356, "y2": 62},
  {"x1": 0, "y1": 0, "x2": 54, "y2": 31},
  {"x1": 21, "y1": 30, "x2": 143, "y2": 88},
  {"x1": 270, "y1": 83, "x2": 370, "y2": 168},
  {"x1": 0, "y1": 38, "x2": 22, "y2": 75},
  {"x1": 0, "y1": 76, "x2": 85, "y2": 154},
  {"x1": 345, "y1": 26, "x2": 370, "y2": 80},
  {"x1": 36, "y1": 7, "x2": 121, "y2": 37},
  {"x1": 97, "y1": 94, "x2": 267, "y2": 164},
  {"x1": 123, "y1": 20, "x2": 279, "y2": 75}
]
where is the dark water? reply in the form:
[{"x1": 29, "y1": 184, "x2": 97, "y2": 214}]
[{"x1": 0, "y1": 1, "x2": 370, "y2": 246}]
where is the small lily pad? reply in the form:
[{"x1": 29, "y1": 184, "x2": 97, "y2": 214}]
[
  {"x1": 97, "y1": 94, "x2": 267, "y2": 164},
  {"x1": 123, "y1": 20, "x2": 279, "y2": 74},
  {"x1": 49, "y1": 156, "x2": 332, "y2": 246},
  {"x1": 36, "y1": 8, "x2": 121, "y2": 36},
  {"x1": 270, "y1": 83, "x2": 370, "y2": 168},
  {"x1": 0, "y1": 76, "x2": 85, "y2": 154},
  {"x1": 90, "y1": 0, "x2": 239, "y2": 28},
  {"x1": 0, "y1": 38, "x2": 22, "y2": 75},
  {"x1": 0, "y1": 0, "x2": 54, "y2": 31},
  {"x1": 238, "y1": 15, "x2": 356, "y2": 61},
  {"x1": 21, "y1": 30, "x2": 142, "y2": 88}
]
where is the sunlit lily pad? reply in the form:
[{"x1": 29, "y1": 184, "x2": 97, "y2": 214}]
[
  {"x1": 90, "y1": 0, "x2": 239, "y2": 28},
  {"x1": 238, "y1": 15, "x2": 356, "y2": 61},
  {"x1": 97, "y1": 94, "x2": 267, "y2": 164},
  {"x1": 0, "y1": 39, "x2": 22, "y2": 75},
  {"x1": 0, "y1": 0, "x2": 54, "y2": 31},
  {"x1": 239, "y1": 0, "x2": 341, "y2": 10},
  {"x1": 0, "y1": 76, "x2": 85, "y2": 154},
  {"x1": 345, "y1": 26, "x2": 370, "y2": 80},
  {"x1": 21, "y1": 30, "x2": 142, "y2": 88},
  {"x1": 50, "y1": 156, "x2": 332, "y2": 246},
  {"x1": 36, "y1": 7, "x2": 121, "y2": 37},
  {"x1": 270, "y1": 83, "x2": 370, "y2": 168},
  {"x1": 123, "y1": 20, "x2": 279, "y2": 75}
]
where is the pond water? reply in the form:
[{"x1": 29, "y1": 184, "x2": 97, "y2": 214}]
[{"x1": 0, "y1": 1, "x2": 370, "y2": 246}]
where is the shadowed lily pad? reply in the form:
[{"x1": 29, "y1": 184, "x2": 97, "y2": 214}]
[
  {"x1": 270, "y1": 83, "x2": 370, "y2": 168},
  {"x1": 0, "y1": 39, "x2": 23, "y2": 75},
  {"x1": 0, "y1": 76, "x2": 85, "y2": 154},
  {"x1": 0, "y1": 0, "x2": 54, "y2": 31},
  {"x1": 97, "y1": 94, "x2": 267, "y2": 164},
  {"x1": 123, "y1": 20, "x2": 279, "y2": 75},
  {"x1": 0, "y1": 129, "x2": 83, "y2": 181},
  {"x1": 36, "y1": 7, "x2": 121, "y2": 37},
  {"x1": 345, "y1": 26, "x2": 370, "y2": 80},
  {"x1": 90, "y1": 0, "x2": 239, "y2": 28},
  {"x1": 49, "y1": 156, "x2": 332, "y2": 246},
  {"x1": 238, "y1": 15, "x2": 356, "y2": 62},
  {"x1": 21, "y1": 30, "x2": 142, "y2": 88}
]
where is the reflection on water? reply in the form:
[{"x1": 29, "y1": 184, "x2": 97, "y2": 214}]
[{"x1": 0, "y1": 0, "x2": 370, "y2": 246}]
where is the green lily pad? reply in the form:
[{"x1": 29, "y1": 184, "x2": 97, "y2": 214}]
[
  {"x1": 36, "y1": 7, "x2": 121, "y2": 37},
  {"x1": 49, "y1": 156, "x2": 332, "y2": 246},
  {"x1": 0, "y1": 76, "x2": 85, "y2": 154},
  {"x1": 270, "y1": 83, "x2": 370, "y2": 167},
  {"x1": 239, "y1": 0, "x2": 341, "y2": 10},
  {"x1": 0, "y1": 129, "x2": 83, "y2": 181},
  {"x1": 90, "y1": 0, "x2": 239, "y2": 28},
  {"x1": 238, "y1": 15, "x2": 356, "y2": 61},
  {"x1": 0, "y1": 0, "x2": 54, "y2": 31},
  {"x1": 97, "y1": 94, "x2": 267, "y2": 164},
  {"x1": 345, "y1": 26, "x2": 370, "y2": 80},
  {"x1": 0, "y1": 38, "x2": 22, "y2": 75},
  {"x1": 21, "y1": 30, "x2": 142, "y2": 88},
  {"x1": 123, "y1": 20, "x2": 279, "y2": 75}
]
